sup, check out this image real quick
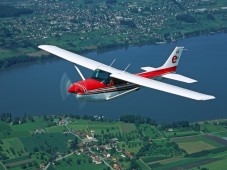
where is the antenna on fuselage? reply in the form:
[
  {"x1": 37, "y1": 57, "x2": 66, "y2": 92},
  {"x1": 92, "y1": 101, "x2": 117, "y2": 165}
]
[{"x1": 123, "y1": 64, "x2": 131, "y2": 72}]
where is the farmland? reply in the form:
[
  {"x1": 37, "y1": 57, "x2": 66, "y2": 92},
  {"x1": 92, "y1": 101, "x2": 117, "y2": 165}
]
[{"x1": 0, "y1": 114, "x2": 227, "y2": 169}]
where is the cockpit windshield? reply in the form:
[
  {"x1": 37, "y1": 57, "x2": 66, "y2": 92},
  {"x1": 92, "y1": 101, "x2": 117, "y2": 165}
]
[{"x1": 91, "y1": 69, "x2": 111, "y2": 85}]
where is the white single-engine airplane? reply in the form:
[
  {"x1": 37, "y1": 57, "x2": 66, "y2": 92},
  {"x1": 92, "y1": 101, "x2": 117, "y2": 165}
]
[{"x1": 38, "y1": 45, "x2": 215, "y2": 101}]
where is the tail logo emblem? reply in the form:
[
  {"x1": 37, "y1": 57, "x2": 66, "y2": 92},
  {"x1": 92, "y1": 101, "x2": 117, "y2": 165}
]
[{"x1": 172, "y1": 56, "x2": 178, "y2": 63}]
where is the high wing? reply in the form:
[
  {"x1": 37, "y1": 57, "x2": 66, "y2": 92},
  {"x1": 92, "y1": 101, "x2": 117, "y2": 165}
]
[
  {"x1": 110, "y1": 72, "x2": 214, "y2": 101},
  {"x1": 38, "y1": 45, "x2": 215, "y2": 101},
  {"x1": 38, "y1": 45, "x2": 119, "y2": 73}
]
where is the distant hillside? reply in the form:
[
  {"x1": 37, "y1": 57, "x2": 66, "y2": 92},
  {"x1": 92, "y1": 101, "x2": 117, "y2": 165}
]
[{"x1": 0, "y1": 4, "x2": 33, "y2": 17}]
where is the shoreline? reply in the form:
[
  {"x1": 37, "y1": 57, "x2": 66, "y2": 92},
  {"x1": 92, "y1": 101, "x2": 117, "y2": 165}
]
[{"x1": 0, "y1": 31, "x2": 226, "y2": 71}]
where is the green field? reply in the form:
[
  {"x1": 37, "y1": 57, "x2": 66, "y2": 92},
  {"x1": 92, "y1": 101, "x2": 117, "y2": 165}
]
[
  {"x1": 20, "y1": 133, "x2": 74, "y2": 153},
  {"x1": 1, "y1": 138, "x2": 27, "y2": 158},
  {"x1": 165, "y1": 130, "x2": 199, "y2": 138},
  {"x1": 48, "y1": 154, "x2": 106, "y2": 170},
  {"x1": 9, "y1": 117, "x2": 49, "y2": 133},
  {"x1": 213, "y1": 131, "x2": 227, "y2": 138},
  {"x1": 46, "y1": 126, "x2": 67, "y2": 133},
  {"x1": 173, "y1": 135, "x2": 224, "y2": 148},
  {"x1": 177, "y1": 141, "x2": 216, "y2": 154},
  {"x1": 137, "y1": 159, "x2": 150, "y2": 170},
  {"x1": 118, "y1": 122, "x2": 137, "y2": 134},
  {"x1": 200, "y1": 123, "x2": 227, "y2": 133},
  {"x1": 68, "y1": 120, "x2": 137, "y2": 135},
  {"x1": 0, "y1": 121, "x2": 12, "y2": 132},
  {"x1": 138, "y1": 124, "x2": 161, "y2": 139}
]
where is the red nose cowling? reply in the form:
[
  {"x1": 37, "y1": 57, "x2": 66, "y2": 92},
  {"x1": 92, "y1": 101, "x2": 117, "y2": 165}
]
[{"x1": 68, "y1": 84, "x2": 81, "y2": 93}]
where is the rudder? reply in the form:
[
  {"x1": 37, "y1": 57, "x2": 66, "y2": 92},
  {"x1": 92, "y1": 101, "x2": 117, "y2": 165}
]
[{"x1": 160, "y1": 46, "x2": 184, "y2": 69}]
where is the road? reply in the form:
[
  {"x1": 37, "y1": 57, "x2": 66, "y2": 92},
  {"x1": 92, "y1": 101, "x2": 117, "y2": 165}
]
[
  {"x1": 0, "y1": 161, "x2": 7, "y2": 170},
  {"x1": 88, "y1": 148, "x2": 114, "y2": 170},
  {"x1": 65, "y1": 117, "x2": 114, "y2": 170}
]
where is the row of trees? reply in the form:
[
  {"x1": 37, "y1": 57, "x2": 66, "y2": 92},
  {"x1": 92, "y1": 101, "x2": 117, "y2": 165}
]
[{"x1": 120, "y1": 114, "x2": 157, "y2": 126}]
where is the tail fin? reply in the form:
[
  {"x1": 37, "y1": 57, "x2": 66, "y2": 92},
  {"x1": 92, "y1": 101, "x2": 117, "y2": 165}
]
[{"x1": 160, "y1": 46, "x2": 184, "y2": 69}]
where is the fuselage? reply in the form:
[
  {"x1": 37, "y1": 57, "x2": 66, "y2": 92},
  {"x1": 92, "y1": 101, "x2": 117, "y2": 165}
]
[{"x1": 68, "y1": 66, "x2": 177, "y2": 101}]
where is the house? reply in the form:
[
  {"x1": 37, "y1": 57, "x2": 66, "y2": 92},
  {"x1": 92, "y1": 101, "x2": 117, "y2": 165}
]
[
  {"x1": 121, "y1": 154, "x2": 126, "y2": 158},
  {"x1": 105, "y1": 144, "x2": 111, "y2": 150},
  {"x1": 109, "y1": 138, "x2": 119, "y2": 144},
  {"x1": 113, "y1": 163, "x2": 120, "y2": 170},
  {"x1": 124, "y1": 151, "x2": 133, "y2": 159},
  {"x1": 112, "y1": 157, "x2": 117, "y2": 162},
  {"x1": 167, "y1": 128, "x2": 173, "y2": 132},
  {"x1": 86, "y1": 130, "x2": 95, "y2": 140},
  {"x1": 86, "y1": 133, "x2": 93, "y2": 140},
  {"x1": 116, "y1": 147, "x2": 122, "y2": 152},
  {"x1": 93, "y1": 157, "x2": 102, "y2": 164},
  {"x1": 103, "y1": 152, "x2": 110, "y2": 158}
]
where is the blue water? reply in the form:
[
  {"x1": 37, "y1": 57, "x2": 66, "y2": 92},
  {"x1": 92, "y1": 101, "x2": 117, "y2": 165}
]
[{"x1": 0, "y1": 33, "x2": 227, "y2": 122}]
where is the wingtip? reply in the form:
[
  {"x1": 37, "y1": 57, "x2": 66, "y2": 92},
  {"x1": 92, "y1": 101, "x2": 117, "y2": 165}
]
[
  {"x1": 201, "y1": 95, "x2": 215, "y2": 101},
  {"x1": 38, "y1": 45, "x2": 56, "y2": 50},
  {"x1": 38, "y1": 45, "x2": 46, "y2": 50}
]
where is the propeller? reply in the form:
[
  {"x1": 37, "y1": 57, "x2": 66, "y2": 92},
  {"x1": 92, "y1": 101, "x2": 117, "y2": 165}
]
[
  {"x1": 59, "y1": 66, "x2": 88, "y2": 108},
  {"x1": 60, "y1": 72, "x2": 72, "y2": 101}
]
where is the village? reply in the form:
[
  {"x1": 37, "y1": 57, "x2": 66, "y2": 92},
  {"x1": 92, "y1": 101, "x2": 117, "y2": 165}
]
[{"x1": 1, "y1": 0, "x2": 227, "y2": 51}]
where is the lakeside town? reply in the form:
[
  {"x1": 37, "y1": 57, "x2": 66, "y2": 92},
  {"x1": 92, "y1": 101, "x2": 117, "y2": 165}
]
[
  {"x1": 1, "y1": 0, "x2": 227, "y2": 69},
  {"x1": 0, "y1": 113, "x2": 227, "y2": 170}
]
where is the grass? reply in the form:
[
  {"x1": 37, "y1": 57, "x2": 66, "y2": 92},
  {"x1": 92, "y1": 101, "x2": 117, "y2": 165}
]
[
  {"x1": 88, "y1": 122, "x2": 120, "y2": 135},
  {"x1": 4, "y1": 155, "x2": 30, "y2": 164},
  {"x1": 1, "y1": 137, "x2": 27, "y2": 158},
  {"x1": 141, "y1": 156, "x2": 170, "y2": 164},
  {"x1": 199, "y1": 150, "x2": 227, "y2": 170},
  {"x1": 151, "y1": 157, "x2": 220, "y2": 170},
  {"x1": 165, "y1": 130, "x2": 198, "y2": 138},
  {"x1": 46, "y1": 126, "x2": 67, "y2": 133},
  {"x1": 139, "y1": 124, "x2": 161, "y2": 139},
  {"x1": 200, "y1": 158, "x2": 227, "y2": 170},
  {"x1": 68, "y1": 120, "x2": 137, "y2": 135},
  {"x1": 173, "y1": 135, "x2": 224, "y2": 147},
  {"x1": 118, "y1": 122, "x2": 137, "y2": 134},
  {"x1": 137, "y1": 159, "x2": 151, "y2": 170},
  {"x1": 213, "y1": 131, "x2": 227, "y2": 138},
  {"x1": 0, "y1": 121, "x2": 12, "y2": 132},
  {"x1": 10, "y1": 118, "x2": 49, "y2": 133},
  {"x1": 200, "y1": 123, "x2": 227, "y2": 133},
  {"x1": 48, "y1": 154, "x2": 106, "y2": 170},
  {"x1": 20, "y1": 133, "x2": 74, "y2": 153},
  {"x1": 0, "y1": 163, "x2": 5, "y2": 170},
  {"x1": 120, "y1": 140, "x2": 142, "y2": 153},
  {"x1": 177, "y1": 141, "x2": 216, "y2": 154}
]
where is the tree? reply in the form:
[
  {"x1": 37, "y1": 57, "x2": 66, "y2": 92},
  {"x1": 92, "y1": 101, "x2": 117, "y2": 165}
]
[
  {"x1": 129, "y1": 159, "x2": 140, "y2": 170},
  {"x1": 77, "y1": 159, "x2": 81, "y2": 165}
]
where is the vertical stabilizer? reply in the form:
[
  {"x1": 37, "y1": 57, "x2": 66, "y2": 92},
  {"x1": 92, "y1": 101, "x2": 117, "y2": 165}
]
[{"x1": 160, "y1": 47, "x2": 184, "y2": 69}]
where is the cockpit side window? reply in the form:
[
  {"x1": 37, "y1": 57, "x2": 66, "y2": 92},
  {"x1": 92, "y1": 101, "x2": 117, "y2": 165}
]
[{"x1": 91, "y1": 69, "x2": 111, "y2": 85}]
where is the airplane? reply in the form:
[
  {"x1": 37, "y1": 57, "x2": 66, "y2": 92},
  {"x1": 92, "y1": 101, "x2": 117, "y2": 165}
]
[{"x1": 38, "y1": 45, "x2": 215, "y2": 101}]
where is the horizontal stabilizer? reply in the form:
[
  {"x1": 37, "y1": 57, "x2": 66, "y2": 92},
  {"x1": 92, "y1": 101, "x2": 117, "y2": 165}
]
[
  {"x1": 141, "y1": 66, "x2": 156, "y2": 72},
  {"x1": 162, "y1": 73, "x2": 197, "y2": 83}
]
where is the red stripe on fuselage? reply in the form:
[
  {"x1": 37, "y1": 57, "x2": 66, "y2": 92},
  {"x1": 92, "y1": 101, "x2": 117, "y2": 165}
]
[
  {"x1": 73, "y1": 66, "x2": 177, "y2": 95},
  {"x1": 137, "y1": 66, "x2": 177, "y2": 78}
]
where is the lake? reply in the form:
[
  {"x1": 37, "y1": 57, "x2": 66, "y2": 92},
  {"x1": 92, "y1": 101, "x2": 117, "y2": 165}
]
[{"x1": 0, "y1": 33, "x2": 226, "y2": 122}]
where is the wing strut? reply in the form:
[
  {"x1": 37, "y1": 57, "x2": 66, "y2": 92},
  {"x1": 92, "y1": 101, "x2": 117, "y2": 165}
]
[
  {"x1": 74, "y1": 66, "x2": 85, "y2": 80},
  {"x1": 106, "y1": 87, "x2": 139, "y2": 100}
]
